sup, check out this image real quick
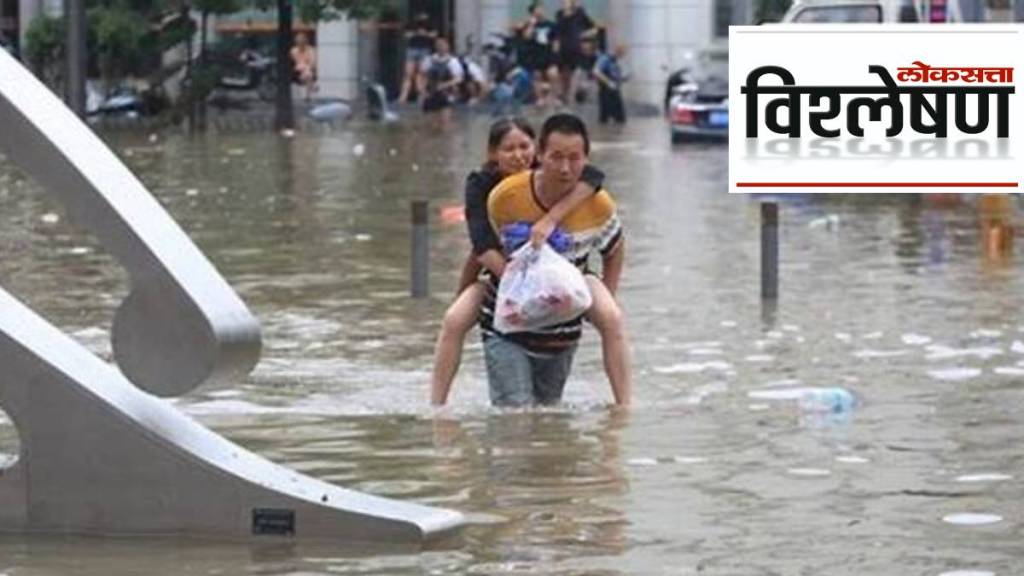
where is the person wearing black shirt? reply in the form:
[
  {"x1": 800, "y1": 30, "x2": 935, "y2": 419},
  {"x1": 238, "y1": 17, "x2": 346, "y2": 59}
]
[
  {"x1": 554, "y1": 0, "x2": 598, "y2": 103},
  {"x1": 399, "y1": 12, "x2": 437, "y2": 103},
  {"x1": 517, "y1": 3, "x2": 560, "y2": 106}
]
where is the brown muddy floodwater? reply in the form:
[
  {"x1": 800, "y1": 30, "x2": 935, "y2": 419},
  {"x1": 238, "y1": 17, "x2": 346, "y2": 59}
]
[{"x1": 0, "y1": 113, "x2": 1022, "y2": 575}]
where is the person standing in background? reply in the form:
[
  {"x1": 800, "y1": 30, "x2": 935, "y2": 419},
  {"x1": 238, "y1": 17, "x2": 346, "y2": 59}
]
[
  {"x1": 593, "y1": 44, "x2": 627, "y2": 124},
  {"x1": 554, "y1": 0, "x2": 598, "y2": 105},
  {"x1": 420, "y1": 37, "x2": 463, "y2": 126},
  {"x1": 289, "y1": 32, "x2": 318, "y2": 102},
  {"x1": 398, "y1": 12, "x2": 437, "y2": 103},
  {"x1": 518, "y1": 3, "x2": 560, "y2": 106}
]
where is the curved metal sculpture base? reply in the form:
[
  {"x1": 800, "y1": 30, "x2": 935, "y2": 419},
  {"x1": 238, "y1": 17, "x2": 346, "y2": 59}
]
[
  {"x1": 0, "y1": 291, "x2": 461, "y2": 540},
  {"x1": 0, "y1": 50, "x2": 464, "y2": 541}
]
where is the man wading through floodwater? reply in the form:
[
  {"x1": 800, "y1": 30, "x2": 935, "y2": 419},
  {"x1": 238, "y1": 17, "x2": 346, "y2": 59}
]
[{"x1": 481, "y1": 113, "x2": 627, "y2": 407}]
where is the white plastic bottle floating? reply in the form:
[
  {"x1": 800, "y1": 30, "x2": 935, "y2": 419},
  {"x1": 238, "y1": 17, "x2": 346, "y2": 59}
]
[{"x1": 799, "y1": 387, "x2": 856, "y2": 414}]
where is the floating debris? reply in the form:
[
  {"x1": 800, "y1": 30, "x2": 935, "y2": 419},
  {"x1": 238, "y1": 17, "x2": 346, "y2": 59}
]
[
  {"x1": 627, "y1": 458, "x2": 659, "y2": 467},
  {"x1": 942, "y1": 513, "x2": 1002, "y2": 526},
  {"x1": 808, "y1": 214, "x2": 840, "y2": 230},
  {"x1": 954, "y1": 473, "x2": 1013, "y2": 483},
  {"x1": 927, "y1": 368, "x2": 982, "y2": 381},
  {"x1": 901, "y1": 333, "x2": 932, "y2": 345},
  {"x1": 925, "y1": 345, "x2": 1002, "y2": 361},
  {"x1": 853, "y1": 349, "x2": 910, "y2": 359},
  {"x1": 653, "y1": 361, "x2": 731, "y2": 374},
  {"x1": 788, "y1": 468, "x2": 831, "y2": 477},
  {"x1": 993, "y1": 367, "x2": 1024, "y2": 376}
]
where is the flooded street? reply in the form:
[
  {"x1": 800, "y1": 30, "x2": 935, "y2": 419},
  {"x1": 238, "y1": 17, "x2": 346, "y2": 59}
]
[{"x1": 1, "y1": 114, "x2": 1022, "y2": 575}]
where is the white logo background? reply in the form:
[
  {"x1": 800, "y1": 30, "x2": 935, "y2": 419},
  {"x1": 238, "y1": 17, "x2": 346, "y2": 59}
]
[{"x1": 729, "y1": 25, "x2": 1024, "y2": 193}]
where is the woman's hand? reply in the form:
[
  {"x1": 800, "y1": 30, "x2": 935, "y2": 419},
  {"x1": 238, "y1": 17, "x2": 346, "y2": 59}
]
[{"x1": 530, "y1": 215, "x2": 557, "y2": 247}]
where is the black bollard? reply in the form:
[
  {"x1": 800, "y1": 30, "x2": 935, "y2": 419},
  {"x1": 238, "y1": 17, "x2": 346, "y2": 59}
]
[
  {"x1": 66, "y1": 0, "x2": 87, "y2": 117},
  {"x1": 411, "y1": 200, "x2": 429, "y2": 298},
  {"x1": 761, "y1": 202, "x2": 779, "y2": 301}
]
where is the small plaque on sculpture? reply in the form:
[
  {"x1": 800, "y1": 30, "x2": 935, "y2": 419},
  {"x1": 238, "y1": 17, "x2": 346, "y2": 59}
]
[{"x1": 252, "y1": 508, "x2": 296, "y2": 536}]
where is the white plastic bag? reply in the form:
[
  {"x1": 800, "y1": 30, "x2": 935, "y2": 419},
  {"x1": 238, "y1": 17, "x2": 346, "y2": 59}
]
[{"x1": 493, "y1": 243, "x2": 593, "y2": 333}]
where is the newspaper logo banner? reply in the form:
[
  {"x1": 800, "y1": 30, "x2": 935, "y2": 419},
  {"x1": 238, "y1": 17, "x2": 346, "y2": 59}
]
[{"x1": 729, "y1": 25, "x2": 1023, "y2": 193}]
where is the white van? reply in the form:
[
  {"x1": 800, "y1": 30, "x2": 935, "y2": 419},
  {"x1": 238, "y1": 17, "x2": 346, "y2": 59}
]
[{"x1": 781, "y1": 0, "x2": 963, "y2": 23}]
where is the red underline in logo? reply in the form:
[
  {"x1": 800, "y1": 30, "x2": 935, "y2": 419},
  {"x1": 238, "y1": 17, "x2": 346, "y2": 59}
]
[{"x1": 736, "y1": 182, "x2": 1019, "y2": 188}]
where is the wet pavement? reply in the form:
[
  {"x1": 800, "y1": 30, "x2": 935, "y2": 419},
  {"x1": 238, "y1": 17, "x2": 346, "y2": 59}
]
[{"x1": 0, "y1": 113, "x2": 1022, "y2": 575}]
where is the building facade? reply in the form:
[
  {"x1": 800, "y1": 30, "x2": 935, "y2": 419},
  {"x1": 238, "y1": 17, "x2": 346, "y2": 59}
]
[{"x1": 11, "y1": 1, "x2": 1019, "y2": 107}]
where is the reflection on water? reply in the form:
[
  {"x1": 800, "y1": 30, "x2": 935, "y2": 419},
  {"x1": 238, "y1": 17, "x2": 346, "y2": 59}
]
[{"x1": 1, "y1": 116, "x2": 1023, "y2": 573}]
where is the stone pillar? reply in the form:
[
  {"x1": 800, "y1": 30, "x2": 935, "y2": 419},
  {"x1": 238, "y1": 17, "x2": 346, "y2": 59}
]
[
  {"x1": 481, "y1": 0, "x2": 513, "y2": 46},
  {"x1": 318, "y1": 18, "x2": 358, "y2": 100},
  {"x1": 17, "y1": 0, "x2": 39, "y2": 50},
  {"x1": 455, "y1": 0, "x2": 481, "y2": 56},
  {"x1": 623, "y1": 0, "x2": 706, "y2": 109},
  {"x1": 606, "y1": 0, "x2": 631, "y2": 47}
]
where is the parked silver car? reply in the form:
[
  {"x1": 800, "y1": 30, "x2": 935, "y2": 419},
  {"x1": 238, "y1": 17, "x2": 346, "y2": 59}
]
[
  {"x1": 666, "y1": 52, "x2": 729, "y2": 144},
  {"x1": 781, "y1": 0, "x2": 962, "y2": 23}
]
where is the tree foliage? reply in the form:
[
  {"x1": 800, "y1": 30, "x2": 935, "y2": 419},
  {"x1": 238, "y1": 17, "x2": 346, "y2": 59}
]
[
  {"x1": 24, "y1": 0, "x2": 396, "y2": 124},
  {"x1": 25, "y1": 0, "x2": 179, "y2": 90},
  {"x1": 24, "y1": 15, "x2": 66, "y2": 87}
]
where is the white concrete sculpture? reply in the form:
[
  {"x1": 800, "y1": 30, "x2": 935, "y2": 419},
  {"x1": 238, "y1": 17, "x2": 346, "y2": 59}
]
[{"x1": 0, "y1": 50, "x2": 464, "y2": 542}]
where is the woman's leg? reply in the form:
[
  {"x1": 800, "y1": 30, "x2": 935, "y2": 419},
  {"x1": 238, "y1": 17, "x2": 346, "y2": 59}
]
[
  {"x1": 584, "y1": 276, "x2": 631, "y2": 406},
  {"x1": 431, "y1": 282, "x2": 486, "y2": 405},
  {"x1": 398, "y1": 59, "x2": 415, "y2": 102}
]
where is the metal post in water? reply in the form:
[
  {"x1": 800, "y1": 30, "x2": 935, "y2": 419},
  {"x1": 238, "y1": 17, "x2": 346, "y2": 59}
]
[
  {"x1": 65, "y1": 0, "x2": 86, "y2": 117},
  {"x1": 761, "y1": 201, "x2": 779, "y2": 301},
  {"x1": 411, "y1": 200, "x2": 429, "y2": 298}
]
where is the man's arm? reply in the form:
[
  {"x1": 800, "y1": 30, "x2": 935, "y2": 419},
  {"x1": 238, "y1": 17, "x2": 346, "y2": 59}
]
[
  {"x1": 593, "y1": 58, "x2": 616, "y2": 89},
  {"x1": 601, "y1": 238, "x2": 624, "y2": 297},
  {"x1": 439, "y1": 61, "x2": 464, "y2": 91},
  {"x1": 581, "y1": 11, "x2": 599, "y2": 38}
]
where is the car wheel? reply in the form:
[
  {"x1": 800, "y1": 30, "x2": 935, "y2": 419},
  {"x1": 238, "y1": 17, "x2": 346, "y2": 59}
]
[{"x1": 671, "y1": 132, "x2": 687, "y2": 145}]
